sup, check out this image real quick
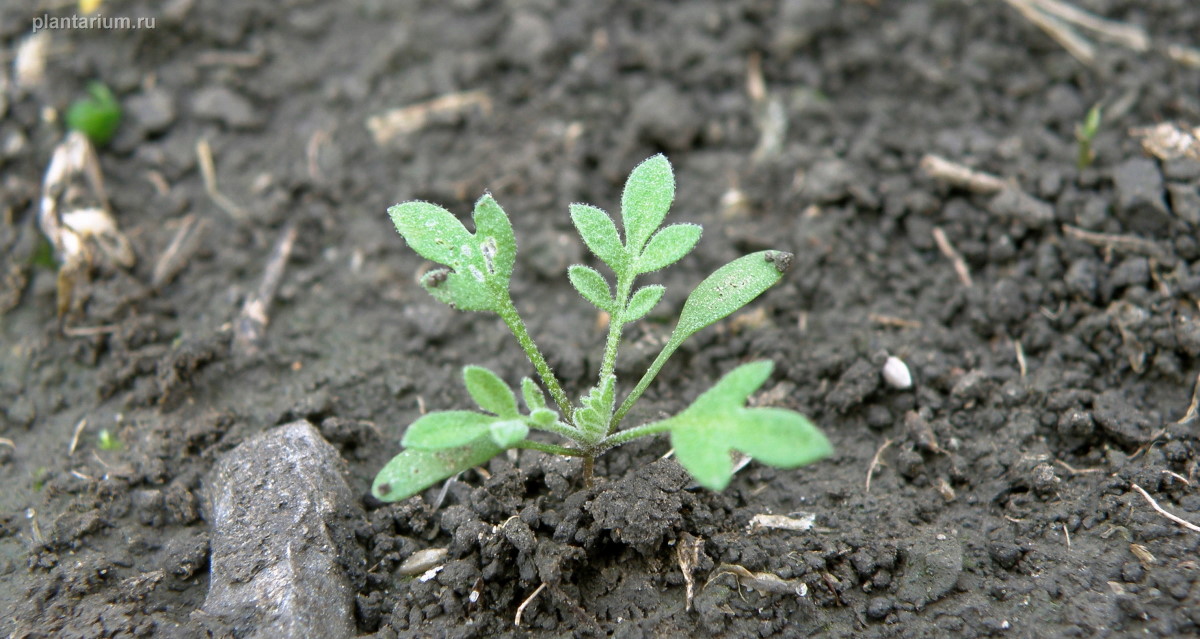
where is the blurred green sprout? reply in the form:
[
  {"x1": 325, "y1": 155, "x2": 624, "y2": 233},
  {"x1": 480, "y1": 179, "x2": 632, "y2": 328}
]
[{"x1": 66, "y1": 82, "x2": 121, "y2": 146}]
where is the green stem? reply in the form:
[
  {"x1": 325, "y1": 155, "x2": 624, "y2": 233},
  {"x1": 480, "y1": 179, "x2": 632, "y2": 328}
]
[
  {"x1": 601, "y1": 419, "x2": 673, "y2": 449},
  {"x1": 496, "y1": 297, "x2": 573, "y2": 418},
  {"x1": 599, "y1": 274, "x2": 634, "y2": 383},
  {"x1": 609, "y1": 337, "x2": 683, "y2": 430},
  {"x1": 514, "y1": 440, "x2": 586, "y2": 457}
]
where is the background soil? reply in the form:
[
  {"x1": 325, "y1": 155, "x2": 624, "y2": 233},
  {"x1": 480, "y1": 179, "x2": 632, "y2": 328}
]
[{"x1": 2, "y1": 0, "x2": 1200, "y2": 637}]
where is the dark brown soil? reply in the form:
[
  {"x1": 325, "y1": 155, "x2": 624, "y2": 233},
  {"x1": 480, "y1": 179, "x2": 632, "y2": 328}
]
[{"x1": 3, "y1": 1, "x2": 1200, "y2": 637}]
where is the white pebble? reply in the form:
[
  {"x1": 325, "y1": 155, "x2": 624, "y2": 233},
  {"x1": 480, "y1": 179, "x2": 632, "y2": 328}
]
[{"x1": 882, "y1": 356, "x2": 912, "y2": 390}]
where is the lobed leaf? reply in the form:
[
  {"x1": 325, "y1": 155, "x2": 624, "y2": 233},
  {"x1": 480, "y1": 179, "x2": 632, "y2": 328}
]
[
  {"x1": 570, "y1": 204, "x2": 628, "y2": 272},
  {"x1": 372, "y1": 438, "x2": 504, "y2": 502},
  {"x1": 387, "y1": 194, "x2": 516, "y2": 312},
  {"x1": 488, "y1": 419, "x2": 529, "y2": 448},
  {"x1": 673, "y1": 251, "x2": 792, "y2": 342},
  {"x1": 568, "y1": 264, "x2": 615, "y2": 312},
  {"x1": 401, "y1": 410, "x2": 497, "y2": 451},
  {"x1": 660, "y1": 361, "x2": 831, "y2": 491},
  {"x1": 636, "y1": 224, "x2": 701, "y2": 274},
  {"x1": 625, "y1": 285, "x2": 665, "y2": 322},
  {"x1": 464, "y1": 366, "x2": 519, "y2": 417},
  {"x1": 621, "y1": 155, "x2": 676, "y2": 254}
]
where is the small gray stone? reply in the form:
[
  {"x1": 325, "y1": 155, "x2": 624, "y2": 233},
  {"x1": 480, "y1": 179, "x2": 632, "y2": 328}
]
[
  {"x1": 126, "y1": 88, "x2": 176, "y2": 135},
  {"x1": 987, "y1": 186, "x2": 1054, "y2": 228},
  {"x1": 191, "y1": 86, "x2": 262, "y2": 130},
  {"x1": 897, "y1": 533, "x2": 962, "y2": 608},
  {"x1": 198, "y1": 421, "x2": 364, "y2": 639},
  {"x1": 1112, "y1": 158, "x2": 1171, "y2": 236},
  {"x1": 802, "y1": 158, "x2": 857, "y2": 204},
  {"x1": 1167, "y1": 182, "x2": 1200, "y2": 227},
  {"x1": 630, "y1": 85, "x2": 700, "y2": 152},
  {"x1": 1092, "y1": 390, "x2": 1155, "y2": 446}
]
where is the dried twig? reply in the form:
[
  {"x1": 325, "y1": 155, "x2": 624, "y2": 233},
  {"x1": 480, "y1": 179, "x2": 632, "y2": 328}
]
[
  {"x1": 1062, "y1": 224, "x2": 1167, "y2": 261},
  {"x1": 67, "y1": 418, "x2": 87, "y2": 456},
  {"x1": 706, "y1": 564, "x2": 808, "y2": 598},
  {"x1": 1014, "y1": 339, "x2": 1027, "y2": 378},
  {"x1": 676, "y1": 532, "x2": 703, "y2": 611},
  {"x1": 1004, "y1": 0, "x2": 1096, "y2": 65},
  {"x1": 514, "y1": 583, "x2": 547, "y2": 627},
  {"x1": 866, "y1": 438, "x2": 893, "y2": 492},
  {"x1": 1033, "y1": 0, "x2": 1147, "y2": 51},
  {"x1": 1054, "y1": 459, "x2": 1104, "y2": 475},
  {"x1": 1162, "y1": 469, "x2": 1190, "y2": 486},
  {"x1": 1167, "y1": 44, "x2": 1200, "y2": 69},
  {"x1": 932, "y1": 227, "x2": 973, "y2": 287},
  {"x1": 1131, "y1": 483, "x2": 1200, "y2": 534},
  {"x1": 869, "y1": 314, "x2": 922, "y2": 329},
  {"x1": 367, "y1": 91, "x2": 491, "y2": 146},
  {"x1": 306, "y1": 129, "x2": 330, "y2": 183},
  {"x1": 196, "y1": 139, "x2": 246, "y2": 219},
  {"x1": 920, "y1": 154, "x2": 1007, "y2": 194},
  {"x1": 0, "y1": 437, "x2": 15, "y2": 449},
  {"x1": 152, "y1": 214, "x2": 209, "y2": 289},
  {"x1": 1176, "y1": 371, "x2": 1200, "y2": 425},
  {"x1": 62, "y1": 324, "x2": 119, "y2": 337},
  {"x1": 1131, "y1": 123, "x2": 1200, "y2": 162},
  {"x1": 233, "y1": 223, "x2": 297, "y2": 356}
]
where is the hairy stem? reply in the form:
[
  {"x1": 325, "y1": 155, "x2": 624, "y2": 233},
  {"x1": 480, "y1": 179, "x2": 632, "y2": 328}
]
[
  {"x1": 610, "y1": 337, "x2": 683, "y2": 430},
  {"x1": 601, "y1": 419, "x2": 673, "y2": 449},
  {"x1": 514, "y1": 440, "x2": 587, "y2": 457},
  {"x1": 496, "y1": 297, "x2": 573, "y2": 419},
  {"x1": 598, "y1": 273, "x2": 634, "y2": 384}
]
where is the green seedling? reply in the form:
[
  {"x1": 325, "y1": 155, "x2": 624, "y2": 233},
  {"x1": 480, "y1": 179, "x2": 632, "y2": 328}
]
[
  {"x1": 66, "y1": 82, "x2": 121, "y2": 146},
  {"x1": 1076, "y1": 104, "x2": 1102, "y2": 170},
  {"x1": 97, "y1": 429, "x2": 121, "y2": 451},
  {"x1": 373, "y1": 155, "x2": 831, "y2": 501}
]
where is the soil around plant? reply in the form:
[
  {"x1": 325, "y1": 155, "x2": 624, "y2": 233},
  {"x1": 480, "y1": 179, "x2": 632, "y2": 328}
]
[{"x1": 2, "y1": 1, "x2": 1200, "y2": 637}]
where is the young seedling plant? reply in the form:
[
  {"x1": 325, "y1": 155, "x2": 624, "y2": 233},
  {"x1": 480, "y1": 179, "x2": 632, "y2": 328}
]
[{"x1": 373, "y1": 155, "x2": 831, "y2": 502}]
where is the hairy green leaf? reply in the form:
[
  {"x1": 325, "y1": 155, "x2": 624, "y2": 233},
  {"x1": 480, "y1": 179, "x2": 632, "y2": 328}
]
[
  {"x1": 473, "y1": 194, "x2": 517, "y2": 280},
  {"x1": 625, "y1": 285, "x2": 665, "y2": 322},
  {"x1": 521, "y1": 377, "x2": 546, "y2": 411},
  {"x1": 674, "y1": 251, "x2": 792, "y2": 341},
  {"x1": 661, "y1": 361, "x2": 831, "y2": 490},
  {"x1": 402, "y1": 410, "x2": 497, "y2": 450},
  {"x1": 388, "y1": 194, "x2": 516, "y2": 312},
  {"x1": 636, "y1": 224, "x2": 701, "y2": 273},
  {"x1": 372, "y1": 438, "x2": 504, "y2": 502},
  {"x1": 621, "y1": 155, "x2": 675, "y2": 254},
  {"x1": 464, "y1": 366, "x2": 519, "y2": 417},
  {"x1": 570, "y1": 204, "x2": 627, "y2": 272},
  {"x1": 568, "y1": 264, "x2": 614, "y2": 312},
  {"x1": 489, "y1": 419, "x2": 529, "y2": 447},
  {"x1": 389, "y1": 201, "x2": 472, "y2": 266},
  {"x1": 529, "y1": 408, "x2": 557, "y2": 427}
]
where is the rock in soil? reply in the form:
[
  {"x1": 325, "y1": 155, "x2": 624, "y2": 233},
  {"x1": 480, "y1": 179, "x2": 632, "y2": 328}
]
[{"x1": 198, "y1": 420, "x2": 365, "y2": 639}]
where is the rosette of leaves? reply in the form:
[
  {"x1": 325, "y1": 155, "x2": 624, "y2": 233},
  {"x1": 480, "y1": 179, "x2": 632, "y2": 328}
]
[{"x1": 374, "y1": 155, "x2": 830, "y2": 501}]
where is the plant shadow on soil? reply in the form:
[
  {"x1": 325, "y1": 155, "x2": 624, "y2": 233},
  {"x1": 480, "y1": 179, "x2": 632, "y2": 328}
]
[{"x1": 2, "y1": 0, "x2": 1200, "y2": 637}]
